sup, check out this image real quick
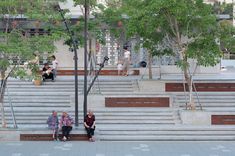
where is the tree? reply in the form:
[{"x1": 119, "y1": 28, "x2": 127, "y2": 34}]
[
  {"x1": 0, "y1": 0, "x2": 66, "y2": 127},
  {"x1": 64, "y1": 0, "x2": 105, "y2": 73},
  {"x1": 106, "y1": 0, "x2": 223, "y2": 109}
]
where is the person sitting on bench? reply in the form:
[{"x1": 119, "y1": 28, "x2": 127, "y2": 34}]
[
  {"x1": 47, "y1": 111, "x2": 59, "y2": 141},
  {"x1": 59, "y1": 112, "x2": 74, "y2": 142},
  {"x1": 84, "y1": 110, "x2": 96, "y2": 142}
]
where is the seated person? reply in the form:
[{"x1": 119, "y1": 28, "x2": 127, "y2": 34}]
[
  {"x1": 59, "y1": 112, "x2": 74, "y2": 142},
  {"x1": 84, "y1": 110, "x2": 96, "y2": 142},
  {"x1": 42, "y1": 63, "x2": 54, "y2": 81},
  {"x1": 47, "y1": 111, "x2": 59, "y2": 141}
]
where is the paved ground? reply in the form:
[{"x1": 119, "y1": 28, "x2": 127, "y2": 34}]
[{"x1": 0, "y1": 141, "x2": 235, "y2": 156}]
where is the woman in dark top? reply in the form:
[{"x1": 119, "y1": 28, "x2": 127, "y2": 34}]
[
  {"x1": 84, "y1": 110, "x2": 96, "y2": 142},
  {"x1": 42, "y1": 63, "x2": 54, "y2": 81}
]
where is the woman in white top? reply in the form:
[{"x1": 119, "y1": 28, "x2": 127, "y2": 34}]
[{"x1": 122, "y1": 47, "x2": 131, "y2": 76}]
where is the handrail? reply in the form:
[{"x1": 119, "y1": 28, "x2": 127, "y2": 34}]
[
  {"x1": 192, "y1": 81, "x2": 203, "y2": 110},
  {"x1": 6, "y1": 84, "x2": 18, "y2": 128}
]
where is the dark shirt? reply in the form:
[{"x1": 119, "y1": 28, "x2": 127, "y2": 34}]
[{"x1": 84, "y1": 115, "x2": 95, "y2": 127}]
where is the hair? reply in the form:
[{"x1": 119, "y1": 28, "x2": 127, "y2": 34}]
[
  {"x1": 44, "y1": 63, "x2": 49, "y2": 66},
  {"x1": 51, "y1": 55, "x2": 56, "y2": 59}
]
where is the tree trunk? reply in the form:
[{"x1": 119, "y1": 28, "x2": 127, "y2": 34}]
[
  {"x1": 179, "y1": 49, "x2": 195, "y2": 110},
  {"x1": 0, "y1": 70, "x2": 7, "y2": 128},
  {"x1": 183, "y1": 63, "x2": 195, "y2": 110},
  {"x1": 148, "y1": 51, "x2": 153, "y2": 79}
]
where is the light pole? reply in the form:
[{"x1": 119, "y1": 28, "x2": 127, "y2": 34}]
[
  {"x1": 83, "y1": 0, "x2": 88, "y2": 118},
  {"x1": 58, "y1": 7, "x2": 79, "y2": 127}
]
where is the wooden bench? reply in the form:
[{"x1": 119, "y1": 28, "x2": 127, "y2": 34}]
[
  {"x1": 165, "y1": 83, "x2": 235, "y2": 92},
  {"x1": 105, "y1": 97, "x2": 170, "y2": 107},
  {"x1": 211, "y1": 115, "x2": 235, "y2": 125},
  {"x1": 20, "y1": 129, "x2": 88, "y2": 141},
  {"x1": 57, "y1": 70, "x2": 140, "y2": 76}
]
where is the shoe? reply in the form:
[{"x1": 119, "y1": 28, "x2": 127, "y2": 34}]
[{"x1": 62, "y1": 136, "x2": 67, "y2": 142}]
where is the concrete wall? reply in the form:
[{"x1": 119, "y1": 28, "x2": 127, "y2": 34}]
[
  {"x1": 180, "y1": 110, "x2": 211, "y2": 125},
  {"x1": 54, "y1": 40, "x2": 85, "y2": 69},
  {"x1": 138, "y1": 80, "x2": 165, "y2": 92},
  {"x1": 221, "y1": 59, "x2": 235, "y2": 67},
  {"x1": 138, "y1": 64, "x2": 220, "y2": 77}
]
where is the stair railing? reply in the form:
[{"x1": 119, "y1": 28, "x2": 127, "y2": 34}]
[
  {"x1": 192, "y1": 81, "x2": 203, "y2": 110},
  {"x1": 6, "y1": 82, "x2": 18, "y2": 128}
]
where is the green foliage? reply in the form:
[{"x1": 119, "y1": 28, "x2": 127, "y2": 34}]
[
  {"x1": 219, "y1": 20, "x2": 235, "y2": 54},
  {"x1": 0, "y1": 0, "x2": 66, "y2": 79},
  {"x1": 101, "y1": 0, "x2": 225, "y2": 70}
]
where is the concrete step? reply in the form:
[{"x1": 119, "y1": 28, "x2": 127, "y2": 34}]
[
  {"x1": 6, "y1": 92, "x2": 73, "y2": 96},
  {"x1": 179, "y1": 106, "x2": 235, "y2": 108},
  {"x1": 175, "y1": 93, "x2": 235, "y2": 96},
  {"x1": 7, "y1": 84, "x2": 133, "y2": 88},
  {"x1": 175, "y1": 96, "x2": 235, "y2": 99},
  {"x1": 7, "y1": 80, "x2": 133, "y2": 84},
  {"x1": 3, "y1": 97, "x2": 70, "y2": 101},
  {"x1": 98, "y1": 135, "x2": 235, "y2": 141},
  {"x1": 3, "y1": 99, "x2": 70, "y2": 103},
  {"x1": 1, "y1": 116, "x2": 174, "y2": 121},
  {"x1": 175, "y1": 92, "x2": 235, "y2": 96},
  {"x1": 175, "y1": 97, "x2": 235, "y2": 103},
  {"x1": 7, "y1": 88, "x2": 133, "y2": 92},
  {"x1": 3, "y1": 104, "x2": 70, "y2": 107},
  {"x1": 2, "y1": 120, "x2": 175, "y2": 125},
  {"x1": 99, "y1": 130, "x2": 235, "y2": 135}
]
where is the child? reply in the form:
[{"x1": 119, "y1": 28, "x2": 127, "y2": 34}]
[
  {"x1": 51, "y1": 55, "x2": 58, "y2": 79},
  {"x1": 117, "y1": 60, "x2": 123, "y2": 76}
]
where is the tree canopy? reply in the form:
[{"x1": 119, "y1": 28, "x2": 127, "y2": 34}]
[
  {"x1": 99, "y1": 0, "x2": 235, "y2": 108},
  {"x1": 0, "y1": 0, "x2": 66, "y2": 78}
]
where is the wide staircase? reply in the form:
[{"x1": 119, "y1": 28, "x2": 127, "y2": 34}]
[
  {"x1": 1, "y1": 77, "x2": 235, "y2": 141},
  {"x1": 2, "y1": 77, "x2": 135, "y2": 128},
  {"x1": 174, "y1": 92, "x2": 235, "y2": 111}
]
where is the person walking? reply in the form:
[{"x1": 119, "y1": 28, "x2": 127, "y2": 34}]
[
  {"x1": 47, "y1": 111, "x2": 59, "y2": 141},
  {"x1": 122, "y1": 47, "x2": 131, "y2": 76},
  {"x1": 84, "y1": 110, "x2": 96, "y2": 142},
  {"x1": 59, "y1": 112, "x2": 74, "y2": 142}
]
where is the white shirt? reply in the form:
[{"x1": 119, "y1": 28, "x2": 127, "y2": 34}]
[
  {"x1": 52, "y1": 60, "x2": 58, "y2": 69},
  {"x1": 124, "y1": 50, "x2": 130, "y2": 59},
  {"x1": 117, "y1": 64, "x2": 123, "y2": 70}
]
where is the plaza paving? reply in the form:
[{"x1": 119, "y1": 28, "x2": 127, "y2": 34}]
[{"x1": 0, "y1": 141, "x2": 235, "y2": 156}]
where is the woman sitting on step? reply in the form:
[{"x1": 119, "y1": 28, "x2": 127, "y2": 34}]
[
  {"x1": 84, "y1": 110, "x2": 96, "y2": 142},
  {"x1": 59, "y1": 112, "x2": 74, "y2": 142},
  {"x1": 42, "y1": 63, "x2": 54, "y2": 82},
  {"x1": 47, "y1": 111, "x2": 59, "y2": 141}
]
